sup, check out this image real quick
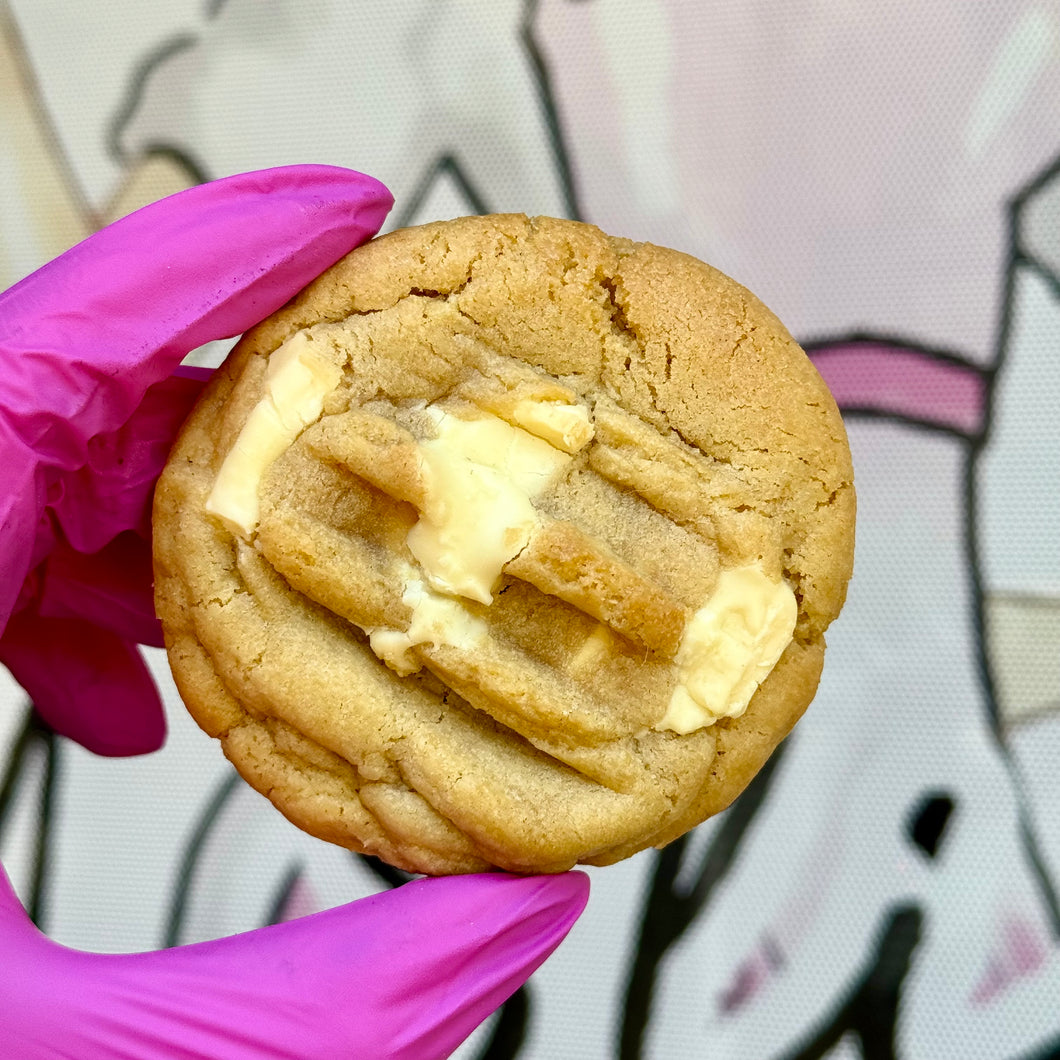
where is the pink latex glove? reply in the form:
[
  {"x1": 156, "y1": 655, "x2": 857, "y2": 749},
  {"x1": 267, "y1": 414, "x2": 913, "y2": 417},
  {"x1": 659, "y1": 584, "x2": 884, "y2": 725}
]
[
  {"x1": 0, "y1": 167, "x2": 589, "y2": 1057},
  {"x1": 0, "y1": 865, "x2": 587, "y2": 1059},
  {"x1": 0, "y1": 164, "x2": 396, "y2": 755}
]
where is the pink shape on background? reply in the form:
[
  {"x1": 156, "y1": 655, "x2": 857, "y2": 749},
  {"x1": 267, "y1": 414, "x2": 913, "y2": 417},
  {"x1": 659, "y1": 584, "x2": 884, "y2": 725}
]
[
  {"x1": 972, "y1": 914, "x2": 1049, "y2": 1006},
  {"x1": 809, "y1": 340, "x2": 988, "y2": 437}
]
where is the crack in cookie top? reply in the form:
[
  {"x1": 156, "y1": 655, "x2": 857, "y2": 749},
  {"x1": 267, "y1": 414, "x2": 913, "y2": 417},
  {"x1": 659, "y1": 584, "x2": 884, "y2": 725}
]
[{"x1": 153, "y1": 215, "x2": 855, "y2": 875}]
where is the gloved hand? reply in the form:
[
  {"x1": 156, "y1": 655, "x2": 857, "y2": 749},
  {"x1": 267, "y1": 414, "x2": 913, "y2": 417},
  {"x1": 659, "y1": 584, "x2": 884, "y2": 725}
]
[
  {"x1": 0, "y1": 164, "x2": 392, "y2": 755},
  {"x1": 0, "y1": 166, "x2": 589, "y2": 1058},
  {"x1": 0, "y1": 864, "x2": 587, "y2": 1059}
]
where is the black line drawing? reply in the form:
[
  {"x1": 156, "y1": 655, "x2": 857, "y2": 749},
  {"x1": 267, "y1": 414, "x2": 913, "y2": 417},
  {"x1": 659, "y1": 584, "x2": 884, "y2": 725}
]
[
  {"x1": 264, "y1": 861, "x2": 306, "y2": 926},
  {"x1": 163, "y1": 770, "x2": 240, "y2": 948},
  {"x1": 974, "y1": 147, "x2": 1060, "y2": 935},
  {"x1": 106, "y1": 0, "x2": 586, "y2": 227},
  {"x1": 774, "y1": 905, "x2": 924, "y2": 1060},
  {"x1": 478, "y1": 983, "x2": 532, "y2": 1060},
  {"x1": 802, "y1": 334, "x2": 989, "y2": 442},
  {"x1": 395, "y1": 153, "x2": 493, "y2": 229},
  {"x1": 906, "y1": 792, "x2": 956, "y2": 860},
  {"x1": 1014, "y1": 1034, "x2": 1060, "y2": 1060},
  {"x1": 619, "y1": 741, "x2": 790, "y2": 1059},
  {"x1": 519, "y1": 0, "x2": 584, "y2": 222},
  {"x1": 105, "y1": 32, "x2": 200, "y2": 167},
  {"x1": 0, "y1": 705, "x2": 59, "y2": 930}
]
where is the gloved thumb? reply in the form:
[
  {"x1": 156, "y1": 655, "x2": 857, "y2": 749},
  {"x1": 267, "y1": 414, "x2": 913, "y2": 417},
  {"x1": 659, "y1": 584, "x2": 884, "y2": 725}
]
[{"x1": 0, "y1": 866, "x2": 589, "y2": 1059}]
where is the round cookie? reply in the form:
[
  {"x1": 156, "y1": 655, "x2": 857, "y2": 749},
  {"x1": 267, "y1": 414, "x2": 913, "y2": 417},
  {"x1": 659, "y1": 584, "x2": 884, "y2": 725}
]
[{"x1": 153, "y1": 214, "x2": 855, "y2": 875}]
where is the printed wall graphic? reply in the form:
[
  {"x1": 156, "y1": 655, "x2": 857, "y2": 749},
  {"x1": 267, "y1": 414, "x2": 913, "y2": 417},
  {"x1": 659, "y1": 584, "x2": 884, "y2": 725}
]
[{"x1": 1, "y1": 3, "x2": 1059, "y2": 1057}]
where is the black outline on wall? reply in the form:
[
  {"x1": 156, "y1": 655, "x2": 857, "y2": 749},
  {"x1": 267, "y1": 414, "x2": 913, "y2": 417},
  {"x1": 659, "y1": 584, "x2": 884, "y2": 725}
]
[
  {"x1": 107, "y1": 0, "x2": 584, "y2": 229},
  {"x1": 0, "y1": 704, "x2": 59, "y2": 930}
]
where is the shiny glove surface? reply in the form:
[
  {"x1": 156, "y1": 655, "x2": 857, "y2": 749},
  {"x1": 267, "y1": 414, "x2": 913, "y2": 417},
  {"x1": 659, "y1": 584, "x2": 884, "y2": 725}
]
[{"x1": 0, "y1": 864, "x2": 588, "y2": 1059}]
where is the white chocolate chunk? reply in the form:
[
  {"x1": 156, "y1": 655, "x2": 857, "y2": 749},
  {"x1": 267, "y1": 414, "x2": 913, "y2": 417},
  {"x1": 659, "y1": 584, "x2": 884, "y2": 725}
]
[
  {"x1": 206, "y1": 332, "x2": 342, "y2": 536},
  {"x1": 406, "y1": 407, "x2": 573, "y2": 604},
  {"x1": 656, "y1": 565, "x2": 797, "y2": 734},
  {"x1": 368, "y1": 573, "x2": 488, "y2": 676},
  {"x1": 509, "y1": 398, "x2": 595, "y2": 454}
]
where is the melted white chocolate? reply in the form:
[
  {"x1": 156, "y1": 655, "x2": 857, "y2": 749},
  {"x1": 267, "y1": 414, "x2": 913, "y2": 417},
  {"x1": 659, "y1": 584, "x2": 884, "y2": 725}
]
[
  {"x1": 406, "y1": 406, "x2": 577, "y2": 604},
  {"x1": 368, "y1": 573, "x2": 488, "y2": 676},
  {"x1": 206, "y1": 331, "x2": 342, "y2": 537},
  {"x1": 656, "y1": 565, "x2": 797, "y2": 734}
]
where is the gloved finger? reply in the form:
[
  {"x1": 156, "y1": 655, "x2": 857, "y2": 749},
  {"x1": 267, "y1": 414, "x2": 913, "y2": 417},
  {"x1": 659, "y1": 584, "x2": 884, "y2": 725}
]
[
  {"x1": 0, "y1": 869, "x2": 590, "y2": 1060},
  {"x1": 22, "y1": 373, "x2": 208, "y2": 652},
  {"x1": 0, "y1": 611, "x2": 163, "y2": 756},
  {"x1": 0, "y1": 419, "x2": 43, "y2": 626},
  {"x1": 0, "y1": 165, "x2": 391, "y2": 467},
  {"x1": 0, "y1": 165, "x2": 392, "y2": 630},
  {"x1": 50, "y1": 370, "x2": 209, "y2": 558},
  {"x1": 37, "y1": 531, "x2": 163, "y2": 648}
]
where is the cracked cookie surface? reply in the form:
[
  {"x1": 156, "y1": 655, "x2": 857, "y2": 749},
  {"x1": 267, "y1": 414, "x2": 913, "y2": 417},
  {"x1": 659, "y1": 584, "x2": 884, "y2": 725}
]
[{"x1": 153, "y1": 215, "x2": 855, "y2": 874}]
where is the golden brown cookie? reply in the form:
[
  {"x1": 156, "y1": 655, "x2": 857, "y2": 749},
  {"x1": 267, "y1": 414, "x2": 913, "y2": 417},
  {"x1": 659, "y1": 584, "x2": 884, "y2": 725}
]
[{"x1": 153, "y1": 215, "x2": 855, "y2": 874}]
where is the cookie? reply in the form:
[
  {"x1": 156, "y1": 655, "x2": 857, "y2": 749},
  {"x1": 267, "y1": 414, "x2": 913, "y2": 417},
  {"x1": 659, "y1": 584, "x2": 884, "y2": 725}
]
[{"x1": 153, "y1": 215, "x2": 855, "y2": 874}]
